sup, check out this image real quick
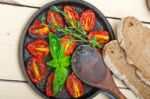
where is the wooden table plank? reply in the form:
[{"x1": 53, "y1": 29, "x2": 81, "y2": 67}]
[
  {"x1": 0, "y1": 4, "x2": 37, "y2": 81},
  {"x1": 0, "y1": 0, "x2": 19, "y2": 4},
  {"x1": 0, "y1": 81, "x2": 42, "y2": 99},
  {"x1": 92, "y1": 0, "x2": 150, "y2": 22},
  {"x1": 0, "y1": 81, "x2": 136, "y2": 99},
  {"x1": 1, "y1": 0, "x2": 150, "y2": 22},
  {"x1": 0, "y1": 44, "x2": 24, "y2": 80}
]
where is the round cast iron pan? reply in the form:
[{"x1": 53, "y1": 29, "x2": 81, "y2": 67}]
[{"x1": 19, "y1": 0, "x2": 115, "y2": 99}]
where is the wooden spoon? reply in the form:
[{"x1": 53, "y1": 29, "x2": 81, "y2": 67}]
[{"x1": 71, "y1": 45, "x2": 126, "y2": 99}]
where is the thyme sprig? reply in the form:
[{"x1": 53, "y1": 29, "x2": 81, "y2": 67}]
[
  {"x1": 50, "y1": 6, "x2": 86, "y2": 36},
  {"x1": 50, "y1": 6, "x2": 66, "y2": 16},
  {"x1": 49, "y1": 21, "x2": 102, "y2": 48},
  {"x1": 48, "y1": 6, "x2": 103, "y2": 48},
  {"x1": 41, "y1": 15, "x2": 46, "y2": 24}
]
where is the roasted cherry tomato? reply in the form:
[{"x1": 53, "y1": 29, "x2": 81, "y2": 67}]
[
  {"x1": 27, "y1": 39, "x2": 49, "y2": 58},
  {"x1": 87, "y1": 30, "x2": 109, "y2": 44},
  {"x1": 60, "y1": 35, "x2": 76, "y2": 56},
  {"x1": 45, "y1": 71, "x2": 54, "y2": 97},
  {"x1": 28, "y1": 20, "x2": 50, "y2": 38},
  {"x1": 63, "y1": 6, "x2": 79, "y2": 26},
  {"x1": 46, "y1": 10, "x2": 64, "y2": 32},
  {"x1": 66, "y1": 73, "x2": 83, "y2": 98},
  {"x1": 26, "y1": 57, "x2": 46, "y2": 83},
  {"x1": 80, "y1": 9, "x2": 96, "y2": 31}
]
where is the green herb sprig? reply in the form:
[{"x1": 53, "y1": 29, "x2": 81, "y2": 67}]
[
  {"x1": 50, "y1": 6, "x2": 66, "y2": 16},
  {"x1": 49, "y1": 6, "x2": 103, "y2": 48},
  {"x1": 50, "y1": 6, "x2": 86, "y2": 36},
  {"x1": 49, "y1": 21, "x2": 102, "y2": 48},
  {"x1": 46, "y1": 33, "x2": 71, "y2": 95},
  {"x1": 40, "y1": 15, "x2": 46, "y2": 24}
]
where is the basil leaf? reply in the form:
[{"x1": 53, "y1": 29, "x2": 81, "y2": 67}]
[
  {"x1": 58, "y1": 44, "x2": 71, "y2": 68},
  {"x1": 60, "y1": 56, "x2": 71, "y2": 68},
  {"x1": 58, "y1": 45, "x2": 65, "y2": 60},
  {"x1": 49, "y1": 33, "x2": 61, "y2": 59},
  {"x1": 53, "y1": 67, "x2": 68, "y2": 95},
  {"x1": 46, "y1": 59, "x2": 59, "y2": 68}
]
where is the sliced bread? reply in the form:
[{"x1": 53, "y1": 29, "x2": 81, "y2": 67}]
[
  {"x1": 102, "y1": 40, "x2": 150, "y2": 99},
  {"x1": 117, "y1": 16, "x2": 150, "y2": 85}
]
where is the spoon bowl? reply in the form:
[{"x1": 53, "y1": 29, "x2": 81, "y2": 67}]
[{"x1": 72, "y1": 45, "x2": 126, "y2": 99}]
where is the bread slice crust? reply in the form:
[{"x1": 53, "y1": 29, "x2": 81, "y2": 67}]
[
  {"x1": 103, "y1": 40, "x2": 150, "y2": 99},
  {"x1": 117, "y1": 16, "x2": 150, "y2": 84}
]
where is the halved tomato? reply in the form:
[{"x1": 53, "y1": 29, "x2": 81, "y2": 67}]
[
  {"x1": 63, "y1": 6, "x2": 79, "y2": 26},
  {"x1": 45, "y1": 71, "x2": 54, "y2": 97},
  {"x1": 87, "y1": 30, "x2": 109, "y2": 44},
  {"x1": 46, "y1": 10, "x2": 64, "y2": 32},
  {"x1": 60, "y1": 35, "x2": 76, "y2": 56},
  {"x1": 66, "y1": 73, "x2": 83, "y2": 98},
  {"x1": 80, "y1": 9, "x2": 96, "y2": 31},
  {"x1": 28, "y1": 20, "x2": 50, "y2": 38},
  {"x1": 27, "y1": 39, "x2": 49, "y2": 58},
  {"x1": 26, "y1": 57, "x2": 46, "y2": 83}
]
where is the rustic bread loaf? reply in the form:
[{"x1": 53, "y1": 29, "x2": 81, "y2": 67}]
[
  {"x1": 102, "y1": 40, "x2": 150, "y2": 99},
  {"x1": 117, "y1": 16, "x2": 150, "y2": 86}
]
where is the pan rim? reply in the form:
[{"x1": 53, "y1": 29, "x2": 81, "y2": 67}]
[{"x1": 19, "y1": 0, "x2": 115, "y2": 99}]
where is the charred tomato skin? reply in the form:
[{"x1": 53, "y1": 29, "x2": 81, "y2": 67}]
[
  {"x1": 80, "y1": 9, "x2": 96, "y2": 31},
  {"x1": 46, "y1": 10, "x2": 64, "y2": 32},
  {"x1": 45, "y1": 71, "x2": 54, "y2": 97},
  {"x1": 66, "y1": 73, "x2": 83, "y2": 98},
  {"x1": 87, "y1": 29, "x2": 109, "y2": 44},
  {"x1": 26, "y1": 57, "x2": 46, "y2": 83},
  {"x1": 63, "y1": 6, "x2": 79, "y2": 26},
  {"x1": 28, "y1": 20, "x2": 50, "y2": 38},
  {"x1": 26, "y1": 39, "x2": 49, "y2": 58},
  {"x1": 60, "y1": 35, "x2": 76, "y2": 56}
]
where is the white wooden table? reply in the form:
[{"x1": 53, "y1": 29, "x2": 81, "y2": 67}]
[{"x1": 0, "y1": 0, "x2": 150, "y2": 99}]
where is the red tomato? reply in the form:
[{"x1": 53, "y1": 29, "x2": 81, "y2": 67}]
[
  {"x1": 26, "y1": 57, "x2": 46, "y2": 83},
  {"x1": 66, "y1": 73, "x2": 83, "y2": 98},
  {"x1": 87, "y1": 30, "x2": 109, "y2": 44},
  {"x1": 63, "y1": 6, "x2": 79, "y2": 26},
  {"x1": 45, "y1": 71, "x2": 54, "y2": 97},
  {"x1": 27, "y1": 39, "x2": 49, "y2": 58},
  {"x1": 80, "y1": 9, "x2": 96, "y2": 31},
  {"x1": 46, "y1": 10, "x2": 64, "y2": 32},
  {"x1": 60, "y1": 35, "x2": 76, "y2": 56},
  {"x1": 28, "y1": 20, "x2": 50, "y2": 38}
]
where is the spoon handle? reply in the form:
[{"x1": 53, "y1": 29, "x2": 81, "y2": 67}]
[
  {"x1": 108, "y1": 82, "x2": 126, "y2": 99},
  {"x1": 97, "y1": 68, "x2": 126, "y2": 99}
]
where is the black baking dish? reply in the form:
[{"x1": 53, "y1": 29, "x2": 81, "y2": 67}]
[{"x1": 19, "y1": 0, "x2": 115, "y2": 99}]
